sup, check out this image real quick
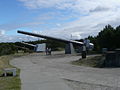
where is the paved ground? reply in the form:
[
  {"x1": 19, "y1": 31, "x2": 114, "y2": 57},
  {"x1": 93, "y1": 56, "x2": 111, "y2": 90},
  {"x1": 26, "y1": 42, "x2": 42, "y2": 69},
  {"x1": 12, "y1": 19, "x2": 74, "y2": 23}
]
[{"x1": 11, "y1": 51, "x2": 120, "y2": 90}]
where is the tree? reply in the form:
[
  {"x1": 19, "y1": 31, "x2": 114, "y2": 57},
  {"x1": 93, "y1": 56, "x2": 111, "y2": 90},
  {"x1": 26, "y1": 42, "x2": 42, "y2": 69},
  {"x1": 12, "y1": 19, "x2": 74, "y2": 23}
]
[
  {"x1": 115, "y1": 25, "x2": 120, "y2": 48},
  {"x1": 97, "y1": 25, "x2": 115, "y2": 50},
  {"x1": 88, "y1": 24, "x2": 120, "y2": 51}
]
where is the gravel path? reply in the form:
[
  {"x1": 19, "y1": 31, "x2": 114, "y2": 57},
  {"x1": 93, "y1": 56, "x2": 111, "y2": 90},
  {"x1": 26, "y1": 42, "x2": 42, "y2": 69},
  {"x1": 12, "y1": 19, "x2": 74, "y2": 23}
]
[{"x1": 10, "y1": 52, "x2": 120, "y2": 90}]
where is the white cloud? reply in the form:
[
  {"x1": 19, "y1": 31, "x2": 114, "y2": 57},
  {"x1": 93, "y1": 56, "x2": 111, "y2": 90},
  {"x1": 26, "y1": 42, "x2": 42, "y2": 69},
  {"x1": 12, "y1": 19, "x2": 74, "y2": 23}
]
[
  {"x1": 71, "y1": 32, "x2": 82, "y2": 40},
  {"x1": 89, "y1": 6, "x2": 110, "y2": 12},
  {"x1": 0, "y1": 30, "x2": 5, "y2": 36},
  {"x1": 0, "y1": 21, "x2": 44, "y2": 31},
  {"x1": 5, "y1": 0, "x2": 119, "y2": 42},
  {"x1": 0, "y1": 35, "x2": 39, "y2": 42},
  {"x1": 19, "y1": 0, "x2": 75, "y2": 10},
  {"x1": 18, "y1": 0, "x2": 120, "y2": 12}
]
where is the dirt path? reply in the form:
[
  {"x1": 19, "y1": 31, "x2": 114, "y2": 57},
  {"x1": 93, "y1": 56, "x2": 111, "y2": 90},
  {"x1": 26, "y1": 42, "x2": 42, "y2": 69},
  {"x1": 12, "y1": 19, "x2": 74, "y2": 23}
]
[{"x1": 11, "y1": 52, "x2": 120, "y2": 90}]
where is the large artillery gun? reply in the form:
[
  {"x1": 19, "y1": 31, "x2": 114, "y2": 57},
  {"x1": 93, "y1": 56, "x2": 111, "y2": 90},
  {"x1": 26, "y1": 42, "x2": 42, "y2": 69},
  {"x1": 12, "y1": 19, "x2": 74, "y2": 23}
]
[{"x1": 17, "y1": 30, "x2": 94, "y2": 56}]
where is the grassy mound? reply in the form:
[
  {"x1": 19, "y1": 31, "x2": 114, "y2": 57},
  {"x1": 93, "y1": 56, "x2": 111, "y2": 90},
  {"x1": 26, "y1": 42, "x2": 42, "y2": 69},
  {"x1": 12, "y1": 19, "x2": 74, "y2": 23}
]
[{"x1": 71, "y1": 55, "x2": 105, "y2": 68}]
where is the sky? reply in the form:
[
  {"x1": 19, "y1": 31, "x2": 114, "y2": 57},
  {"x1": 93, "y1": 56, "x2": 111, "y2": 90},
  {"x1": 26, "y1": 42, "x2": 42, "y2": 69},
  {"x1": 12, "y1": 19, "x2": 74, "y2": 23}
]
[{"x1": 0, "y1": 0, "x2": 120, "y2": 42}]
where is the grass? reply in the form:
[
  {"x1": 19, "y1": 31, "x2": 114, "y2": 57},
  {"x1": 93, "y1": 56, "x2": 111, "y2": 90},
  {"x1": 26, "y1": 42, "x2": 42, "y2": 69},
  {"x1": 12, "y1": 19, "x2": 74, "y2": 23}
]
[
  {"x1": 71, "y1": 55, "x2": 105, "y2": 68},
  {"x1": 0, "y1": 53, "x2": 29, "y2": 90}
]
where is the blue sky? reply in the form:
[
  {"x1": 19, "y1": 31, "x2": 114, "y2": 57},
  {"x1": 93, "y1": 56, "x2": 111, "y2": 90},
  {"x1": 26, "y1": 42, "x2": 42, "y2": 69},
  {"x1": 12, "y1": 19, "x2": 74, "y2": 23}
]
[{"x1": 0, "y1": 0, "x2": 120, "y2": 42}]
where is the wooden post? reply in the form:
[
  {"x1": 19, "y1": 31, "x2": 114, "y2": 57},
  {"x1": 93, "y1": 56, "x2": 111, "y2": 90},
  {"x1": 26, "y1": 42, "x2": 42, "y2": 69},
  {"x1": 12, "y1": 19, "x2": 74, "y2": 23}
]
[{"x1": 82, "y1": 45, "x2": 86, "y2": 59}]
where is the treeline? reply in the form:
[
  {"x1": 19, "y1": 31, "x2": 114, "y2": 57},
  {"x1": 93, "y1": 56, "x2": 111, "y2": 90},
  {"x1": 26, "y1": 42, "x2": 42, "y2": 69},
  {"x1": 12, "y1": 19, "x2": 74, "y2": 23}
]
[
  {"x1": 88, "y1": 25, "x2": 120, "y2": 51},
  {"x1": 0, "y1": 43, "x2": 17, "y2": 56}
]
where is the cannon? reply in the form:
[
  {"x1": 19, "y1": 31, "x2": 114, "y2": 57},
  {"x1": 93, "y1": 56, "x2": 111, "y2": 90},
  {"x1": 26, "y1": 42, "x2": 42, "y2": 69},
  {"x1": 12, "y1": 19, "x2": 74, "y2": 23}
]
[
  {"x1": 17, "y1": 30, "x2": 94, "y2": 55},
  {"x1": 19, "y1": 42, "x2": 46, "y2": 52}
]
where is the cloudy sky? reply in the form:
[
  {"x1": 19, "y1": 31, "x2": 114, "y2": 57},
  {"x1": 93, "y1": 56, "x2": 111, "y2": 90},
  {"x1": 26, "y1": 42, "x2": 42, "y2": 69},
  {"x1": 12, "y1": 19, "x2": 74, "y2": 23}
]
[{"x1": 0, "y1": 0, "x2": 120, "y2": 42}]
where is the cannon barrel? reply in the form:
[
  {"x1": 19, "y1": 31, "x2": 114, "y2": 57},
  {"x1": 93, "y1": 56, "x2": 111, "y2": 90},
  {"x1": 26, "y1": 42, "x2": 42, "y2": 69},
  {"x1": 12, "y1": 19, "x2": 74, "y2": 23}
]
[
  {"x1": 20, "y1": 42, "x2": 36, "y2": 47},
  {"x1": 17, "y1": 30, "x2": 84, "y2": 45}
]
